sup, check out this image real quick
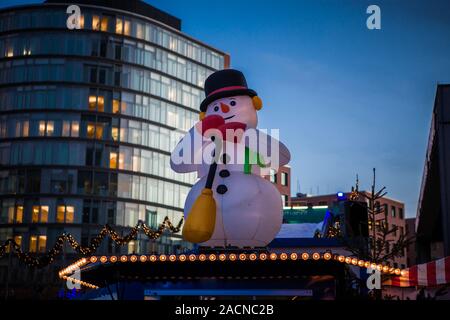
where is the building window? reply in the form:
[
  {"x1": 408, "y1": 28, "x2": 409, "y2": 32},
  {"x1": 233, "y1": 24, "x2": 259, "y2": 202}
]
[
  {"x1": 116, "y1": 18, "x2": 123, "y2": 34},
  {"x1": 281, "y1": 195, "x2": 288, "y2": 206},
  {"x1": 112, "y1": 127, "x2": 119, "y2": 141},
  {"x1": 124, "y1": 19, "x2": 131, "y2": 36},
  {"x1": 87, "y1": 123, "x2": 104, "y2": 139},
  {"x1": 29, "y1": 236, "x2": 37, "y2": 253},
  {"x1": 281, "y1": 172, "x2": 288, "y2": 186},
  {"x1": 110, "y1": 152, "x2": 118, "y2": 169},
  {"x1": 392, "y1": 224, "x2": 397, "y2": 236},
  {"x1": 112, "y1": 99, "x2": 120, "y2": 113},
  {"x1": 101, "y1": 17, "x2": 109, "y2": 32},
  {"x1": 14, "y1": 235, "x2": 22, "y2": 248},
  {"x1": 15, "y1": 206, "x2": 23, "y2": 223},
  {"x1": 38, "y1": 235, "x2": 47, "y2": 253},
  {"x1": 62, "y1": 121, "x2": 80, "y2": 137},
  {"x1": 32, "y1": 206, "x2": 48, "y2": 223},
  {"x1": 391, "y1": 206, "x2": 396, "y2": 218},
  {"x1": 399, "y1": 208, "x2": 404, "y2": 219},
  {"x1": 29, "y1": 235, "x2": 47, "y2": 253},
  {"x1": 39, "y1": 120, "x2": 54, "y2": 136},
  {"x1": 269, "y1": 169, "x2": 277, "y2": 184},
  {"x1": 15, "y1": 120, "x2": 29, "y2": 137},
  {"x1": 88, "y1": 95, "x2": 104, "y2": 112},
  {"x1": 92, "y1": 15, "x2": 100, "y2": 30},
  {"x1": 57, "y1": 205, "x2": 75, "y2": 223},
  {"x1": 128, "y1": 240, "x2": 136, "y2": 254}
]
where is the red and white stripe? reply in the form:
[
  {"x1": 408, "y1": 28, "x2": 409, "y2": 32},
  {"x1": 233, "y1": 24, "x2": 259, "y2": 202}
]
[{"x1": 385, "y1": 256, "x2": 450, "y2": 287}]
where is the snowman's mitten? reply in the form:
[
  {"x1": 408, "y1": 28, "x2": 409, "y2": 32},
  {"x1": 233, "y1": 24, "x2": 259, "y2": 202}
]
[
  {"x1": 217, "y1": 122, "x2": 247, "y2": 142},
  {"x1": 198, "y1": 115, "x2": 225, "y2": 134}
]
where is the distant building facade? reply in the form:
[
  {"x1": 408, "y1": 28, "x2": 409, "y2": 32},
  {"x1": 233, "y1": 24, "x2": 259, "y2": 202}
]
[
  {"x1": 291, "y1": 192, "x2": 407, "y2": 269},
  {"x1": 416, "y1": 84, "x2": 450, "y2": 263},
  {"x1": 0, "y1": 0, "x2": 229, "y2": 298},
  {"x1": 263, "y1": 165, "x2": 291, "y2": 206}
]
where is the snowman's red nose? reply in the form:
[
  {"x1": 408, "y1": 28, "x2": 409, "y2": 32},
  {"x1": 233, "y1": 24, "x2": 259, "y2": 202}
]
[{"x1": 220, "y1": 103, "x2": 230, "y2": 113}]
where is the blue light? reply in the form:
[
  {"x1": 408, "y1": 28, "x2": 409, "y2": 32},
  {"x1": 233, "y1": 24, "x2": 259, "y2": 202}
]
[{"x1": 337, "y1": 192, "x2": 346, "y2": 200}]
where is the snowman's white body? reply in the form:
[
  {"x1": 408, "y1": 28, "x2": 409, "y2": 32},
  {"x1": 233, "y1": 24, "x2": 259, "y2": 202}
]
[{"x1": 170, "y1": 95, "x2": 290, "y2": 247}]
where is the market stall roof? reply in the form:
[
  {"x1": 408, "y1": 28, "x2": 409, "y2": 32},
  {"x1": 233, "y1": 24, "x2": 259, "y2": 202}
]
[
  {"x1": 384, "y1": 256, "x2": 450, "y2": 287},
  {"x1": 59, "y1": 251, "x2": 406, "y2": 290}
]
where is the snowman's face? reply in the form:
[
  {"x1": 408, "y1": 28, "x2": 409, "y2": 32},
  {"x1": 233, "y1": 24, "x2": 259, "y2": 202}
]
[{"x1": 205, "y1": 95, "x2": 258, "y2": 128}]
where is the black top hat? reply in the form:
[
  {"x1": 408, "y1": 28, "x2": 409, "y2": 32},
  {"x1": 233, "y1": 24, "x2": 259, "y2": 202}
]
[{"x1": 200, "y1": 69, "x2": 257, "y2": 112}]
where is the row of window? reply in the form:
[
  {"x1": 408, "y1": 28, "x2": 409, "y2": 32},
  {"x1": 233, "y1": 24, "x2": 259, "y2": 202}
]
[
  {"x1": 0, "y1": 58, "x2": 204, "y2": 110},
  {"x1": 0, "y1": 32, "x2": 215, "y2": 87},
  {"x1": 0, "y1": 113, "x2": 187, "y2": 153},
  {"x1": 0, "y1": 141, "x2": 196, "y2": 185},
  {"x1": 0, "y1": 169, "x2": 189, "y2": 209},
  {"x1": 0, "y1": 8, "x2": 225, "y2": 69},
  {"x1": 3, "y1": 205, "x2": 74, "y2": 224},
  {"x1": 375, "y1": 203, "x2": 404, "y2": 219},
  {"x1": 0, "y1": 198, "x2": 184, "y2": 229},
  {"x1": 0, "y1": 86, "x2": 199, "y2": 131}
]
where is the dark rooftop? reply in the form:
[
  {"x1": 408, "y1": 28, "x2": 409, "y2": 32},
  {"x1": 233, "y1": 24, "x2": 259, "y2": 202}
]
[{"x1": 45, "y1": 0, "x2": 181, "y2": 30}]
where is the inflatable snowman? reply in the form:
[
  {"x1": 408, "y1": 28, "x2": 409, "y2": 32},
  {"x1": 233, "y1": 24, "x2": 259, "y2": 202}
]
[{"x1": 170, "y1": 69, "x2": 290, "y2": 247}]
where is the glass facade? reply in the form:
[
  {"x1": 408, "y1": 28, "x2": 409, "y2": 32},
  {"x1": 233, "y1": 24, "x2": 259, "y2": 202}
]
[{"x1": 0, "y1": 3, "x2": 228, "y2": 256}]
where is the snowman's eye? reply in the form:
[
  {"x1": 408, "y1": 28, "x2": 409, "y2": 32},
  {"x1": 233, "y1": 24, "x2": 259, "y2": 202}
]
[
  {"x1": 213, "y1": 106, "x2": 219, "y2": 112},
  {"x1": 230, "y1": 100, "x2": 236, "y2": 106}
]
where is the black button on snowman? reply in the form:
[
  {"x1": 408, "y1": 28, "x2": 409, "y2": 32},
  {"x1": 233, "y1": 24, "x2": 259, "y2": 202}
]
[{"x1": 170, "y1": 69, "x2": 290, "y2": 248}]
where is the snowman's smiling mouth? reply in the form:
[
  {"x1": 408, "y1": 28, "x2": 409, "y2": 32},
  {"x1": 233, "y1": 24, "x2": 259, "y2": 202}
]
[{"x1": 223, "y1": 115, "x2": 235, "y2": 120}]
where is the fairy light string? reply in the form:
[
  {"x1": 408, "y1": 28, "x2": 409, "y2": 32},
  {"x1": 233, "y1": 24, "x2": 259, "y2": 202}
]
[{"x1": 0, "y1": 216, "x2": 183, "y2": 268}]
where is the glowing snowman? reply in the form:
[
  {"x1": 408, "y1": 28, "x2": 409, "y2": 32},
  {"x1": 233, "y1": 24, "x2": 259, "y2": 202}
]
[{"x1": 170, "y1": 69, "x2": 290, "y2": 247}]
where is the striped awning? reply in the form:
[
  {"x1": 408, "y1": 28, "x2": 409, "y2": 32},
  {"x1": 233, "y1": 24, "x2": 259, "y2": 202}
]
[{"x1": 384, "y1": 256, "x2": 450, "y2": 287}]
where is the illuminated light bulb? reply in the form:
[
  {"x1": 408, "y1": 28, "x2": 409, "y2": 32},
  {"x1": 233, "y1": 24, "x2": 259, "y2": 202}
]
[
  {"x1": 383, "y1": 266, "x2": 389, "y2": 273},
  {"x1": 401, "y1": 270, "x2": 407, "y2": 277},
  {"x1": 358, "y1": 260, "x2": 364, "y2": 267},
  {"x1": 364, "y1": 262, "x2": 371, "y2": 268},
  {"x1": 249, "y1": 253, "x2": 257, "y2": 261},
  {"x1": 219, "y1": 254, "x2": 226, "y2": 261},
  {"x1": 395, "y1": 269, "x2": 401, "y2": 275},
  {"x1": 90, "y1": 256, "x2": 98, "y2": 263},
  {"x1": 270, "y1": 253, "x2": 277, "y2": 260},
  {"x1": 313, "y1": 253, "x2": 320, "y2": 260},
  {"x1": 120, "y1": 256, "x2": 128, "y2": 262},
  {"x1": 189, "y1": 254, "x2": 197, "y2": 261},
  {"x1": 100, "y1": 256, "x2": 107, "y2": 263},
  {"x1": 239, "y1": 254, "x2": 247, "y2": 261},
  {"x1": 110, "y1": 256, "x2": 117, "y2": 263},
  {"x1": 302, "y1": 253, "x2": 310, "y2": 260},
  {"x1": 150, "y1": 255, "x2": 157, "y2": 262},
  {"x1": 229, "y1": 254, "x2": 237, "y2": 261},
  {"x1": 290, "y1": 253, "x2": 298, "y2": 260},
  {"x1": 199, "y1": 254, "x2": 206, "y2": 261},
  {"x1": 140, "y1": 255, "x2": 147, "y2": 262},
  {"x1": 130, "y1": 255, "x2": 137, "y2": 262},
  {"x1": 209, "y1": 254, "x2": 217, "y2": 261},
  {"x1": 159, "y1": 255, "x2": 167, "y2": 261},
  {"x1": 377, "y1": 264, "x2": 383, "y2": 271},
  {"x1": 323, "y1": 253, "x2": 332, "y2": 261},
  {"x1": 179, "y1": 255, "x2": 187, "y2": 262},
  {"x1": 371, "y1": 263, "x2": 377, "y2": 270},
  {"x1": 259, "y1": 253, "x2": 267, "y2": 260},
  {"x1": 169, "y1": 255, "x2": 176, "y2": 262},
  {"x1": 351, "y1": 258, "x2": 358, "y2": 265},
  {"x1": 338, "y1": 255, "x2": 345, "y2": 262},
  {"x1": 345, "y1": 257, "x2": 352, "y2": 264},
  {"x1": 280, "y1": 253, "x2": 288, "y2": 260}
]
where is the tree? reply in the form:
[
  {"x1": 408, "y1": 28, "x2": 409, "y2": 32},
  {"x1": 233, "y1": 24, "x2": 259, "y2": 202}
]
[{"x1": 327, "y1": 168, "x2": 415, "y2": 299}]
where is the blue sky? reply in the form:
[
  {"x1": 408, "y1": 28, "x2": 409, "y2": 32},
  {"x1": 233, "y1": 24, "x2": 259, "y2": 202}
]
[{"x1": 2, "y1": 0, "x2": 450, "y2": 217}]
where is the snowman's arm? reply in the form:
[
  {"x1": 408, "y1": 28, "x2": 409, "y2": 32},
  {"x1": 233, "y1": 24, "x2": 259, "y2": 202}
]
[{"x1": 244, "y1": 129, "x2": 291, "y2": 170}]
